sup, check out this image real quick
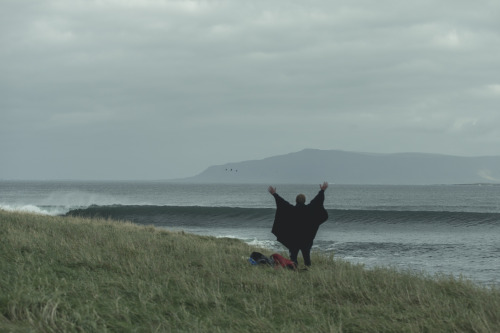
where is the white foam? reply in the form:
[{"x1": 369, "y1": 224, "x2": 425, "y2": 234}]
[
  {"x1": 212, "y1": 234, "x2": 280, "y2": 250},
  {"x1": 245, "y1": 238, "x2": 280, "y2": 250},
  {"x1": 0, "y1": 203, "x2": 59, "y2": 215},
  {"x1": 0, "y1": 189, "x2": 146, "y2": 217}
]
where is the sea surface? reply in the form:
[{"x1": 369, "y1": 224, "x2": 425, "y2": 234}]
[{"x1": 1, "y1": 181, "x2": 499, "y2": 286}]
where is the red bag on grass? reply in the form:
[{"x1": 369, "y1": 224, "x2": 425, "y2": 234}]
[{"x1": 271, "y1": 253, "x2": 296, "y2": 270}]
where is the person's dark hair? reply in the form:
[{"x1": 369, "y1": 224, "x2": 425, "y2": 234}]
[{"x1": 296, "y1": 194, "x2": 306, "y2": 205}]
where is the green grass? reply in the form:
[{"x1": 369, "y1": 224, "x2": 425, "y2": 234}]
[{"x1": 1, "y1": 209, "x2": 499, "y2": 332}]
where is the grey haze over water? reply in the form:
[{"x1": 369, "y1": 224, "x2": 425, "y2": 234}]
[{"x1": 2, "y1": 1, "x2": 500, "y2": 181}]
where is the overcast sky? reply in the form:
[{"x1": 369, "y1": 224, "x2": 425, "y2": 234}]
[{"x1": 1, "y1": 0, "x2": 500, "y2": 180}]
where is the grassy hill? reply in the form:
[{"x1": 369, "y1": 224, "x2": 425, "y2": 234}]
[{"x1": 1, "y1": 209, "x2": 499, "y2": 332}]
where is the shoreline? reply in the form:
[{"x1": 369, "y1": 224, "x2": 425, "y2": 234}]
[{"x1": 4, "y1": 206, "x2": 499, "y2": 287}]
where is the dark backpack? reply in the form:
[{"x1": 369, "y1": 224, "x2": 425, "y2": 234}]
[{"x1": 249, "y1": 252, "x2": 274, "y2": 266}]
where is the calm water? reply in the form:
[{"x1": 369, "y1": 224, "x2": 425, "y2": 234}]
[{"x1": 1, "y1": 181, "x2": 499, "y2": 286}]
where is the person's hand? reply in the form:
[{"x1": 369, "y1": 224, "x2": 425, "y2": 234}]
[
  {"x1": 320, "y1": 182, "x2": 328, "y2": 191},
  {"x1": 268, "y1": 186, "x2": 276, "y2": 195}
]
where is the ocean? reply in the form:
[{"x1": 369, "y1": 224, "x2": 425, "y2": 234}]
[{"x1": 1, "y1": 181, "x2": 499, "y2": 286}]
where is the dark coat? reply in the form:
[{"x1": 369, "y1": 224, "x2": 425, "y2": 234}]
[{"x1": 271, "y1": 190, "x2": 328, "y2": 249}]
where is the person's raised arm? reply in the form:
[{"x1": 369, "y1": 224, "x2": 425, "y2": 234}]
[
  {"x1": 268, "y1": 186, "x2": 277, "y2": 195},
  {"x1": 269, "y1": 186, "x2": 293, "y2": 208},
  {"x1": 309, "y1": 182, "x2": 329, "y2": 223},
  {"x1": 320, "y1": 181, "x2": 328, "y2": 191},
  {"x1": 309, "y1": 182, "x2": 328, "y2": 207}
]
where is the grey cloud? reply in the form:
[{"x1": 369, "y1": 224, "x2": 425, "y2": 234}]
[{"x1": 2, "y1": 0, "x2": 500, "y2": 179}]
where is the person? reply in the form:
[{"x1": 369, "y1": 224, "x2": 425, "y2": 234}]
[{"x1": 268, "y1": 182, "x2": 329, "y2": 267}]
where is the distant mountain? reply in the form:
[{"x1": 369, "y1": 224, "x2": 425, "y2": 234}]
[{"x1": 177, "y1": 149, "x2": 500, "y2": 185}]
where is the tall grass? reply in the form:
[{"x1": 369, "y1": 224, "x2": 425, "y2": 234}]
[{"x1": 1, "y1": 209, "x2": 499, "y2": 332}]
